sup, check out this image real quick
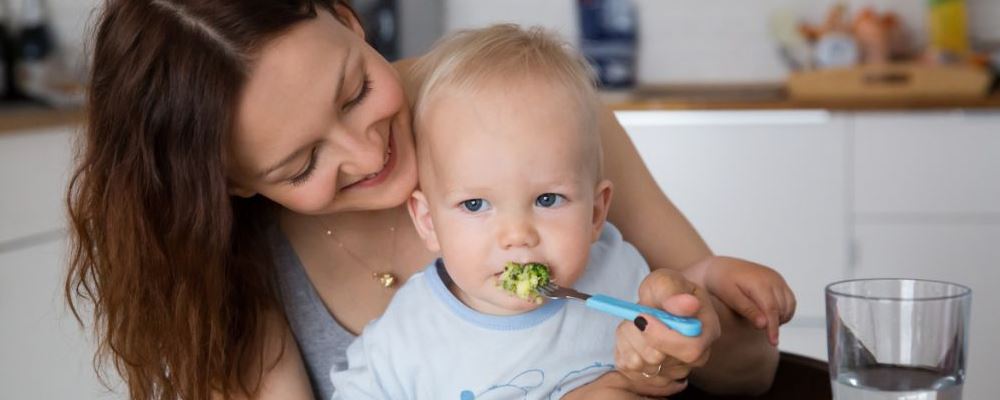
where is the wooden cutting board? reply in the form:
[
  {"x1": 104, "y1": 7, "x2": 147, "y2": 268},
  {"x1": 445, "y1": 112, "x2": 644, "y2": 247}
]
[{"x1": 787, "y1": 64, "x2": 992, "y2": 101}]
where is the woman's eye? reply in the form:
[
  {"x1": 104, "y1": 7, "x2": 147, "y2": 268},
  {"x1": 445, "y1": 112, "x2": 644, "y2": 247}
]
[
  {"x1": 460, "y1": 199, "x2": 491, "y2": 213},
  {"x1": 288, "y1": 149, "x2": 318, "y2": 186},
  {"x1": 535, "y1": 193, "x2": 566, "y2": 208},
  {"x1": 342, "y1": 73, "x2": 372, "y2": 111}
]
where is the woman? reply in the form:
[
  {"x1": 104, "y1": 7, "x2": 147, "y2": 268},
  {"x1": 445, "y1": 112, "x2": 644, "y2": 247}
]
[{"x1": 66, "y1": 1, "x2": 779, "y2": 399}]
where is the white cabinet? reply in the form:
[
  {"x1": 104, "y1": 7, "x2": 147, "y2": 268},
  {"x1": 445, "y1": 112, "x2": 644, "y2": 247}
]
[
  {"x1": 0, "y1": 239, "x2": 123, "y2": 399},
  {"x1": 849, "y1": 111, "x2": 1000, "y2": 400},
  {"x1": 853, "y1": 111, "x2": 1000, "y2": 216},
  {"x1": 0, "y1": 127, "x2": 78, "y2": 244},
  {"x1": 619, "y1": 110, "x2": 1000, "y2": 398},
  {"x1": 618, "y1": 110, "x2": 849, "y2": 319}
]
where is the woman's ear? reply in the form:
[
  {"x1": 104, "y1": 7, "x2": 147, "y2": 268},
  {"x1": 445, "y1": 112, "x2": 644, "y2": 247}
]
[
  {"x1": 407, "y1": 190, "x2": 441, "y2": 252},
  {"x1": 332, "y1": 2, "x2": 365, "y2": 40},
  {"x1": 227, "y1": 180, "x2": 257, "y2": 198},
  {"x1": 590, "y1": 179, "x2": 614, "y2": 242}
]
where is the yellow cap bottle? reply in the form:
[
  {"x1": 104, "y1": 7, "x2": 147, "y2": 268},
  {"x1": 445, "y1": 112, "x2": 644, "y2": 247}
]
[{"x1": 928, "y1": 0, "x2": 970, "y2": 54}]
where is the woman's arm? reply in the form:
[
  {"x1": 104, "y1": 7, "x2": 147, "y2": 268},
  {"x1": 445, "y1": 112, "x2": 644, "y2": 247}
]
[
  {"x1": 598, "y1": 105, "x2": 710, "y2": 271},
  {"x1": 224, "y1": 314, "x2": 314, "y2": 400},
  {"x1": 598, "y1": 105, "x2": 779, "y2": 394},
  {"x1": 692, "y1": 294, "x2": 781, "y2": 395}
]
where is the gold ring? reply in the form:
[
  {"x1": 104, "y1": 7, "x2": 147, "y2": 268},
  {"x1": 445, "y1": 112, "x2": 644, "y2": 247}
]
[{"x1": 640, "y1": 363, "x2": 662, "y2": 378}]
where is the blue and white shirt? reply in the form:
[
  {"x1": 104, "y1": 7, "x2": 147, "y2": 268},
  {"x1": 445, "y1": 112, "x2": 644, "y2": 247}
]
[{"x1": 330, "y1": 223, "x2": 649, "y2": 400}]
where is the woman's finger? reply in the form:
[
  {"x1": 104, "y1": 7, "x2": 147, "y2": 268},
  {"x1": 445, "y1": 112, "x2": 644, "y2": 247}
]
[
  {"x1": 616, "y1": 321, "x2": 662, "y2": 372},
  {"x1": 615, "y1": 324, "x2": 645, "y2": 373},
  {"x1": 636, "y1": 312, "x2": 710, "y2": 366},
  {"x1": 621, "y1": 318, "x2": 670, "y2": 366},
  {"x1": 662, "y1": 364, "x2": 692, "y2": 381},
  {"x1": 638, "y1": 270, "x2": 697, "y2": 310},
  {"x1": 659, "y1": 293, "x2": 701, "y2": 318}
]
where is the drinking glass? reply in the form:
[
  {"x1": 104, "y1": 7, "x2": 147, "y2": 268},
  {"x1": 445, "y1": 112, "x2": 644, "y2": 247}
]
[{"x1": 826, "y1": 279, "x2": 971, "y2": 400}]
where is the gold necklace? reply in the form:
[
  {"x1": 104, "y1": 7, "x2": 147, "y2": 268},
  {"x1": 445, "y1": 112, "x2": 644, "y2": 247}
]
[{"x1": 317, "y1": 211, "x2": 401, "y2": 289}]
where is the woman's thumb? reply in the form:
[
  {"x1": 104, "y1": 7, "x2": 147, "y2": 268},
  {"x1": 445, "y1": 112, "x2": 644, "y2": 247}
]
[{"x1": 660, "y1": 293, "x2": 700, "y2": 317}]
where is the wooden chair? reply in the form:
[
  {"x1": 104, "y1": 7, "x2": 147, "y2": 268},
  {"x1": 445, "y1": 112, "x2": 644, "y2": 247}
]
[{"x1": 672, "y1": 352, "x2": 832, "y2": 400}]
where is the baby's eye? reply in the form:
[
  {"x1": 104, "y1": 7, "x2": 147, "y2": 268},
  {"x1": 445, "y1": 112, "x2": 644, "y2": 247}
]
[
  {"x1": 535, "y1": 193, "x2": 566, "y2": 208},
  {"x1": 460, "y1": 198, "x2": 492, "y2": 213}
]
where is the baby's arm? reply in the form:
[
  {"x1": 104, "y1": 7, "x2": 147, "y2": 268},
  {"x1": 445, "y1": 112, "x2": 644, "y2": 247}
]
[
  {"x1": 687, "y1": 256, "x2": 797, "y2": 346},
  {"x1": 561, "y1": 371, "x2": 644, "y2": 400}
]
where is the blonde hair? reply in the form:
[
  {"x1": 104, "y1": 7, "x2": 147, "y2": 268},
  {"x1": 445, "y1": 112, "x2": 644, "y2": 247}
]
[{"x1": 409, "y1": 24, "x2": 603, "y2": 175}]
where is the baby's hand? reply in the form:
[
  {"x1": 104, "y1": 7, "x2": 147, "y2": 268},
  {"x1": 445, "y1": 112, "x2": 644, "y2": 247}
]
[{"x1": 697, "y1": 256, "x2": 796, "y2": 346}]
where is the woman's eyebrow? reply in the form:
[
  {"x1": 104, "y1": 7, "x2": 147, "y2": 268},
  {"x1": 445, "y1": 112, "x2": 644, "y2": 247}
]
[{"x1": 255, "y1": 48, "x2": 355, "y2": 180}]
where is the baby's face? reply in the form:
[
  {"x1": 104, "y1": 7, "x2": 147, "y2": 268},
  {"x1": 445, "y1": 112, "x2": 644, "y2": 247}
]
[{"x1": 410, "y1": 79, "x2": 611, "y2": 315}]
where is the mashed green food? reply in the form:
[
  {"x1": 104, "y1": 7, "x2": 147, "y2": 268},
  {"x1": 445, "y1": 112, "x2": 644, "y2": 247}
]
[{"x1": 498, "y1": 262, "x2": 551, "y2": 303}]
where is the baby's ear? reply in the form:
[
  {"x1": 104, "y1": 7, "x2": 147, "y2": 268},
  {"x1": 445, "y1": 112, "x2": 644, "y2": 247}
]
[
  {"x1": 590, "y1": 179, "x2": 614, "y2": 242},
  {"x1": 407, "y1": 190, "x2": 441, "y2": 252}
]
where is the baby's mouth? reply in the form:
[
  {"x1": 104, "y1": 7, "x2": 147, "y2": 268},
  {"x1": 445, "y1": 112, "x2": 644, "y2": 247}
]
[{"x1": 496, "y1": 261, "x2": 552, "y2": 304}]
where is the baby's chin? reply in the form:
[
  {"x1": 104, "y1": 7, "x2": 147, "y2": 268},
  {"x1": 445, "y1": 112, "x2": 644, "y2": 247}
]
[{"x1": 497, "y1": 294, "x2": 545, "y2": 313}]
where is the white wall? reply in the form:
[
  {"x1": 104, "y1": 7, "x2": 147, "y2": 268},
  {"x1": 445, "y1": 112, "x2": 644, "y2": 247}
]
[
  {"x1": 34, "y1": 0, "x2": 1000, "y2": 84},
  {"x1": 443, "y1": 0, "x2": 1000, "y2": 84}
]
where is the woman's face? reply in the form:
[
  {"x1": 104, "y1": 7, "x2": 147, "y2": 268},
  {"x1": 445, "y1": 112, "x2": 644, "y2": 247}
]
[{"x1": 229, "y1": 6, "x2": 417, "y2": 215}]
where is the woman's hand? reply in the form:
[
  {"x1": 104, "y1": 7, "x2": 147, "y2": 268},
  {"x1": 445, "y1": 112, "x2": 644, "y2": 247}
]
[{"x1": 614, "y1": 268, "x2": 722, "y2": 397}]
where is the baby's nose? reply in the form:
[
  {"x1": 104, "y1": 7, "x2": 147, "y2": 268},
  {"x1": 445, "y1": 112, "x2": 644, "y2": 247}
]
[{"x1": 498, "y1": 217, "x2": 540, "y2": 249}]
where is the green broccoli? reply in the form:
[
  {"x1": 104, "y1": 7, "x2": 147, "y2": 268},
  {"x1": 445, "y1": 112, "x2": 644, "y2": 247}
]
[{"x1": 498, "y1": 262, "x2": 551, "y2": 303}]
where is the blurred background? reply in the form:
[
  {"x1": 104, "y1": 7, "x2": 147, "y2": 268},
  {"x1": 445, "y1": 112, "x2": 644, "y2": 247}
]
[{"x1": 1, "y1": 0, "x2": 998, "y2": 398}]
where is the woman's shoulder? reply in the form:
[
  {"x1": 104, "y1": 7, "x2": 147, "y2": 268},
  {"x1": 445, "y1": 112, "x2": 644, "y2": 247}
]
[{"x1": 392, "y1": 56, "x2": 425, "y2": 105}]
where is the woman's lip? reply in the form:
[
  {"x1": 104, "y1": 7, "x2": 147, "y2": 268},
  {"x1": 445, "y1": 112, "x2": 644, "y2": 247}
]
[{"x1": 339, "y1": 132, "x2": 396, "y2": 191}]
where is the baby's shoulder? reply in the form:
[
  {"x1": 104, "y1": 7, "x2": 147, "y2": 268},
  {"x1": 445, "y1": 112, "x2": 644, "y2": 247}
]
[
  {"x1": 589, "y1": 223, "x2": 645, "y2": 270},
  {"x1": 359, "y1": 265, "x2": 440, "y2": 338},
  {"x1": 577, "y1": 223, "x2": 649, "y2": 298}
]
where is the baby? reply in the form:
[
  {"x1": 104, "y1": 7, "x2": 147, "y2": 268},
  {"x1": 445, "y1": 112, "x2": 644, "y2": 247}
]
[
  {"x1": 331, "y1": 24, "x2": 650, "y2": 399},
  {"x1": 331, "y1": 25, "x2": 793, "y2": 399}
]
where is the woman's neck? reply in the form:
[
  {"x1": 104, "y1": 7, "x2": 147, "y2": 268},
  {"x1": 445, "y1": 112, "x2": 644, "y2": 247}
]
[
  {"x1": 320, "y1": 205, "x2": 407, "y2": 234},
  {"x1": 279, "y1": 204, "x2": 412, "y2": 251}
]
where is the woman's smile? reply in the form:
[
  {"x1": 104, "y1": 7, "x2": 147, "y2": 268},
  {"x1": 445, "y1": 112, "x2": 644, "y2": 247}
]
[{"x1": 339, "y1": 128, "x2": 397, "y2": 191}]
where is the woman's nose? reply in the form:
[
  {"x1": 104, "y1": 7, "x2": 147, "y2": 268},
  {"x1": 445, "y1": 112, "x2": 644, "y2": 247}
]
[
  {"x1": 498, "y1": 216, "x2": 540, "y2": 249},
  {"x1": 332, "y1": 125, "x2": 384, "y2": 176}
]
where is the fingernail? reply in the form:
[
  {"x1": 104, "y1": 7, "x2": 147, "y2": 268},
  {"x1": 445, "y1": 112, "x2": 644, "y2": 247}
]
[{"x1": 634, "y1": 316, "x2": 647, "y2": 331}]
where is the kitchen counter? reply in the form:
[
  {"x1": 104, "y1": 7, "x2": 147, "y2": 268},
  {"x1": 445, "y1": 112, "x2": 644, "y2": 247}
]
[
  {"x1": 603, "y1": 84, "x2": 1000, "y2": 111},
  {"x1": 0, "y1": 106, "x2": 84, "y2": 135},
  {"x1": 3, "y1": 85, "x2": 1000, "y2": 135}
]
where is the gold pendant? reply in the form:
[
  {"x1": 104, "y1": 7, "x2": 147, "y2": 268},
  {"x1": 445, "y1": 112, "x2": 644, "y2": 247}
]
[{"x1": 373, "y1": 272, "x2": 397, "y2": 288}]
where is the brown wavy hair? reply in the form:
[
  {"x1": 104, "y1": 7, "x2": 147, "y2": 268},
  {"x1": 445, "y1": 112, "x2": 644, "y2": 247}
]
[{"x1": 65, "y1": 1, "x2": 355, "y2": 398}]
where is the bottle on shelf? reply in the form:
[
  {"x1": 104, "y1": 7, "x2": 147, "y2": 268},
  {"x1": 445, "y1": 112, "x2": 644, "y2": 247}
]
[
  {"x1": 14, "y1": 0, "x2": 55, "y2": 102},
  {"x1": 0, "y1": 0, "x2": 13, "y2": 100},
  {"x1": 578, "y1": 0, "x2": 638, "y2": 89}
]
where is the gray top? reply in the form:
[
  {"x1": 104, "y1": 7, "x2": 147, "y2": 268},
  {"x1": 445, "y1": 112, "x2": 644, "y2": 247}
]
[{"x1": 272, "y1": 229, "x2": 355, "y2": 400}]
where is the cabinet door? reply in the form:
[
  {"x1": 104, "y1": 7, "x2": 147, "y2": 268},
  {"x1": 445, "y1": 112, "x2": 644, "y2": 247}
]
[
  {"x1": 0, "y1": 239, "x2": 122, "y2": 399},
  {"x1": 0, "y1": 127, "x2": 78, "y2": 244},
  {"x1": 618, "y1": 110, "x2": 849, "y2": 319},
  {"x1": 853, "y1": 111, "x2": 1000, "y2": 216},
  {"x1": 854, "y1": 224, "x2": 1000, "y2": 400}
]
